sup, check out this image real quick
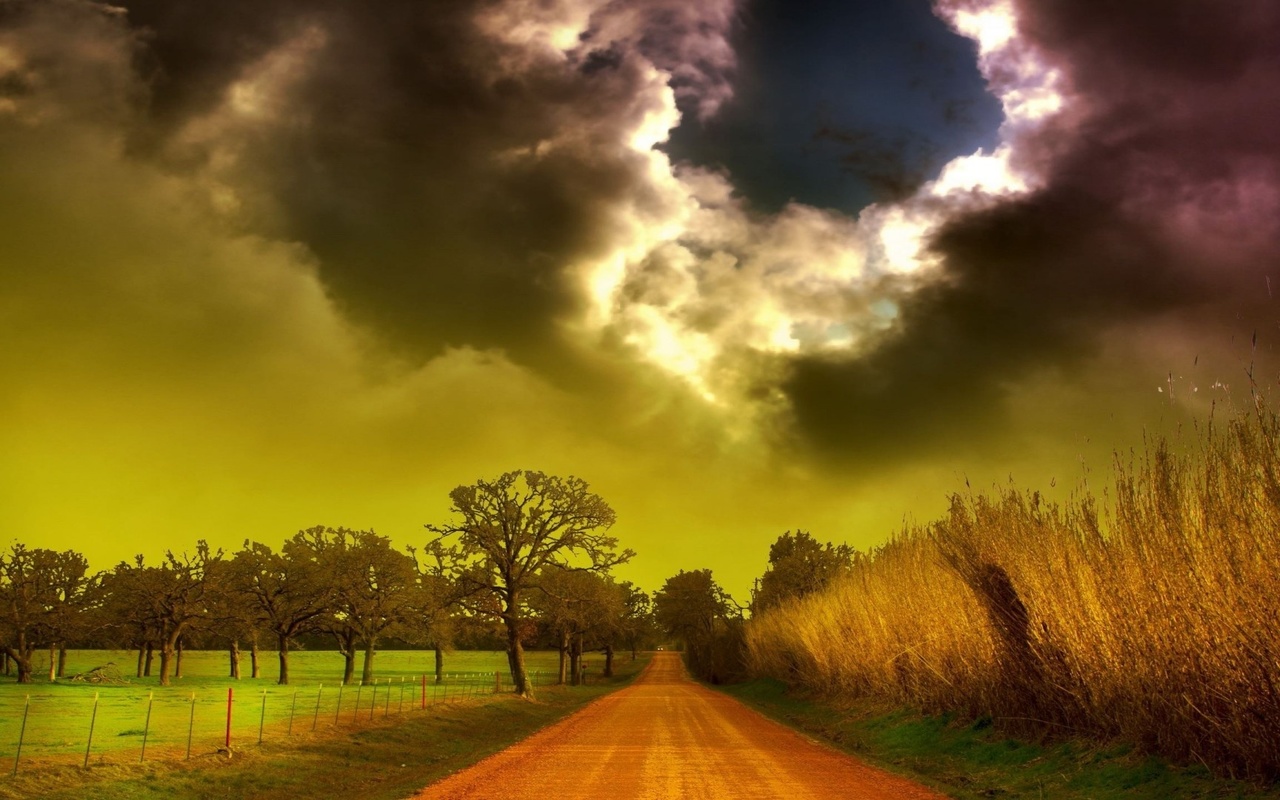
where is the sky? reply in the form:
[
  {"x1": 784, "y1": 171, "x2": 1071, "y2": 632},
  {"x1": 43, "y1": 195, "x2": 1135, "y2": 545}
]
[{"x1": 2, "y1": 0, "x2": 1280, "y2": 601}]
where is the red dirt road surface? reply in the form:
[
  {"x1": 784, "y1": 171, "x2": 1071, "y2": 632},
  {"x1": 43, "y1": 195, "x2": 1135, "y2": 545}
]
[{"x1": 412, "y1": 652, "x2": 946, "y2": 799}]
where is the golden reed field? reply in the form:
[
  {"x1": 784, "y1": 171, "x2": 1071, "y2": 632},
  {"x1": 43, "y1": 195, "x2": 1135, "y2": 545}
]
[{"x1": 746, "y1": 405, "x2": 1280, "y2": 780}]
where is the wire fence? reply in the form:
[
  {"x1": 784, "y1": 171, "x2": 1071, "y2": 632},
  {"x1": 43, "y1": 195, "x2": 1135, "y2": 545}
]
[{"x1": 2, "y1": 669, "x2": 556, "y2": 775}]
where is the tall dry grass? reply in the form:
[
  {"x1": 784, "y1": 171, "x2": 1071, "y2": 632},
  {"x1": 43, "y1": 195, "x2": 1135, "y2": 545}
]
[{"x1": 746, "y1": 406, "x2": 1280, "y2": 779}]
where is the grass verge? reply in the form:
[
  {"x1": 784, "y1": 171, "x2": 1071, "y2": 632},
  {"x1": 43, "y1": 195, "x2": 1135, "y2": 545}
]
[
  {"x1": 3, "y1": 655, "x2": 651, "y2": 800},
  {"x1": 719, "y1": 678, "x2": 1280, "y2": 800}
]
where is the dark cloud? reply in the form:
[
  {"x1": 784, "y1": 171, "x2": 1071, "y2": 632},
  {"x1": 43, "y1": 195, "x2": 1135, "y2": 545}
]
[
  {"x1": 786, "y1": 187, "x2": 1193, "y2": 459},
  {"x1": 109, "y1": 0, "x2": 686, "y2": 371},
  {"x1": 1023, "y1": 0, "x2": 1274, "y2": 88},
  {"x1": 122, "y1": 0, "x2": 304, "y2": 127},
  {"x1": 783, "y1": 0, "x2": 1280, "y2": 460},
  {"x1": 586, "y1": 0, "x2": 740, "y2": 118},
  {"x1": 16, "y1": 0, "x2": 1277, "y2": 473}
]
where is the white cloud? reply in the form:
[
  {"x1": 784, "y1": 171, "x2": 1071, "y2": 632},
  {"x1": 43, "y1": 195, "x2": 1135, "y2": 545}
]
[{"x1": 543, "y1": 0, "x2": 1071, "y2": 405}]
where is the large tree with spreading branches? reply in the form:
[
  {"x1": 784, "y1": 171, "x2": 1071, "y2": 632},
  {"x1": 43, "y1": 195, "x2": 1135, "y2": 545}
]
[
  {"x1": 427, "y1": 470, "x2": 631, "y2": 698},
  {"x1": 230, "y1": 528, "x2": 340, "y2": 685}
]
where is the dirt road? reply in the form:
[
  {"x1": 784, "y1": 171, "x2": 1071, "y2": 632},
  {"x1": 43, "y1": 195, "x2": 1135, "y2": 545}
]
[{"x1": 412, "y1": 652, "x2": 946, "y2": 799}]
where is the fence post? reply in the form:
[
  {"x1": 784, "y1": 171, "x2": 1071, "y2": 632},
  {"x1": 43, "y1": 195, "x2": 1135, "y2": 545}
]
[
  {"x1": 334, "y1": 683, "x2": 344, "y2": 725},
  {"x1": 84, "y1": 691, "x2": 100, "y2": 769},
  {"x1": 384, "y1": 680, "x2": 391, "y2": 717},
  {"x1": 12, "y1": 695, "x2": 29, "y2": 776},
  {"x1": 353, "y1": 680, "x2": 363, "y2": 724},
  {"x1": 225, "y1": 686, "x2": 233, "y2": 751},
  {"x1": 421, "y1": 674, "x2": 426, "y2": 710},
  {"x1": 186, "y1": 693, "x2": 195, "y2": 760},
  {"x1": 398, "y1": 677, "x2": 405, "y2": 714},
  {"x1": 495, "y1": 671, "x2": 501, "y2": 694},
  {"x1": 258, "y1": 689, "x2": 267, "y2": 745},
  {"x1": 313, "y1": 684, "x2": 323, "y2": 732},
  {"x1": 369, "y1": 679, "x2": 377, "y2": 721},
  {"x1": 288, "y1": 690, "x2": 298, "y2": 735},
  {"x1": 140, "y1": 691, "x2": 154, "y2": 763}
]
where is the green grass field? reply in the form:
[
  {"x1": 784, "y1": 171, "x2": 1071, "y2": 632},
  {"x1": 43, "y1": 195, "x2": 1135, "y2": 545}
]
[
  {"x1": 0, "y1": 653, "x2": 652, "y2": 800},
  {"x1": 0, "y1": 649, "x2": 585, "y2": 769}
]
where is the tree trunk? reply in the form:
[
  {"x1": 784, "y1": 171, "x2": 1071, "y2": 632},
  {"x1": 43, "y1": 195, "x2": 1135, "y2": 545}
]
[
  {"x1": 144, "y1": 642, "x2": 154, "y2": 677},
  {"x1": 502, "y1": 597, "x2": 531, "y2": 698},
  {"x1": 361, "y1": 638, "x2": 376, "y2": 685},
  {"x1": 335, "y1": 627, "x2": 358, "y2": 685},
  {"x1": 230, "y1": 641, "x2": 241, "y2": 679},
  {"x1": 278, "y1": 634, "x2": 291, "y2": 685},
  {"x1": 175, "y1": 637, "x2": 184, "y2": 679},
  {"x1": 604, "y1": 643, "x2": 614, "y2": 678},
  {"x1": 569, "y1": 633, "x2": 582, "y2": 686},
  {"x1": 250, "y1": 641, "x2": 261, "y2": 679},
  {"x1": 48, "y1": 643, "x2": 57, "y2": 681},
  {"x1": 557, "y1": 630, "x2": 568, "y2": 685},
  {"x1": 434, "y1": 646, "x2": 444, "y2": 684},
  {"x1": 57, "y1": 644, "x2": 67, "y2": 678},
  {"x1": 8, "y1": 642, "x2": 32, "y2": 684},
  {"x1": 158, "y1": 647, "x2": 173, "y2": 686}
]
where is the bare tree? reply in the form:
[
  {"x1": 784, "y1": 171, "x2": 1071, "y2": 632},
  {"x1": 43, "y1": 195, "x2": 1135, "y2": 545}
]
[
  {"x1": 115, "y1": 543, "x2": 223, "y2": 686},
  {"x1": 203, "y1": 558, "x2": 269, "y2": 680},
  {"x1": 327, "y1": 528, "x2": 417, "y2": 685},
  {"x1": 97, "y1": 564, "x2": 161, "y2": 677},
  {"x1": 427, "y1": 470, "x2": 631, "y2": 698},
  {"x1": 231, "y1": 529, "x2": 339, "y2": 685},
  {"x1": 39, "y1": 549, "x2": 98, "y2": 679},
  {"x1": 0, "y1": 544, "x2": 96, "y2": 683},
  {"x1": 531, "y1": 566, "x2": 623, "y2": 684},
  {"x1": 408, "y1": 542, "x2": 463, "y2": 684}
]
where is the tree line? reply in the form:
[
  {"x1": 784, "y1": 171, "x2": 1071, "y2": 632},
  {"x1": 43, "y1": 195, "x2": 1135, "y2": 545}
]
[
  {"x1": 650, "y1": 530, "x2": 852, "y2": 684},
  {"x1": 0, "y1": 471, "x2": 660, "y2": 693}
]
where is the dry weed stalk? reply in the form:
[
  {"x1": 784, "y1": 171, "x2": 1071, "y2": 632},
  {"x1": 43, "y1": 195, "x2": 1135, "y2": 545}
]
[{"x1": 745, "y1": 407, "x2": 1280, "y2": 779}]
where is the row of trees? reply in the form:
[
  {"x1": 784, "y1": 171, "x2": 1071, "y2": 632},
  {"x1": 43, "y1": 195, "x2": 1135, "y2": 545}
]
[
  {"x1": 1, "y1": 471, "x2": 660, "y2": 694},
  {"x1": 650, "y1": 530, "x2": 855, "y2": 683}
]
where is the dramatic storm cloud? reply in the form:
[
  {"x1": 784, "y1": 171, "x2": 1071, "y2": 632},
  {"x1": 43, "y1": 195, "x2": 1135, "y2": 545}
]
[
  {"x1": 784, "y1": 0, "x2": 1280, "y2": 459},
  {"x1": 2, "y1": 0, "x2": 1277, "y2": 594}
]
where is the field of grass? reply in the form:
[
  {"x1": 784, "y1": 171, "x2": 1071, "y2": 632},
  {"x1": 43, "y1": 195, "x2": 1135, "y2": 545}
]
[
  {"x1": 0, "y1": 649, "x2": 586, "y2": 770},
  {"x1": 746, "y1": 405, "x2": 1280, "y2": 781},
  {"x1": 0, "y1": 652, "x2": 651, "y2": 800},
  {"x1": 721, "y1": 678, "x2": 1280, "y2": 800}
]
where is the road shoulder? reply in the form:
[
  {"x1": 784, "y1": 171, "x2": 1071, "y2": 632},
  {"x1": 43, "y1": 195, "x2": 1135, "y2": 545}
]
[{"x1": 715, "y1": 678, "x2": 1280, "y2": 800}]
